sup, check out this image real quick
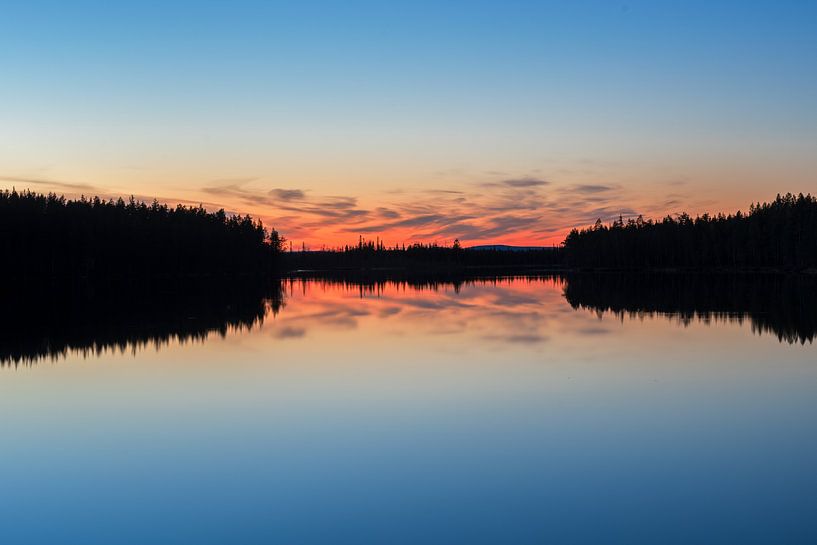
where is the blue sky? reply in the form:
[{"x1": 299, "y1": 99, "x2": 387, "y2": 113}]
[{"x1": 1, "y1": 0, "x2": 815, "y2": 244}]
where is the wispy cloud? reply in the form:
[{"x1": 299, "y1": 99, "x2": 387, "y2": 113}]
[
  {"x1": 1, "y1": 172, "x2": 682, "y2": 246},
  {"x1": 501, "y1": 177, "x2": 549, "y2": 188},
  {"x1": 272, "y1": 326, "x2": 307, "y2": 339},
  {"x1": 244, "y1": 175, "x2": 647, "y2": 245},
  {"x1": 269, "y1": 188, "x2": 306, "y2": 201},
  {"x1": 375, "y1": 207, "x2": 401, "y2": 219},
  {"x1": 569, "y1": 184, "x2": 616, "y2": 194},
  {"x1": 0, "y1": 176, "x2": 99, "y2": 192}
]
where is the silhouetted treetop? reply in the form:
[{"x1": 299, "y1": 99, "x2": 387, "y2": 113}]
[
  {"x1": 563, "y1": 193, "x2": 817, "y2": 270},
  {"x1": 284, "y1": 236, "x2": 560, "y2": 271},
  {"x1": 0, "y1": 189, "x2": 284, "y2": 277}
]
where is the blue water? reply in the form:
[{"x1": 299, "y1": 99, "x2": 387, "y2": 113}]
[{"x1": 1, "y1": 277, "x2": 816, "y2": 544}]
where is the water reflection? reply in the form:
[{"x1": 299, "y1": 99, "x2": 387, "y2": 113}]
[
  {"x1": 277, "y1": 274, "x2": 566, "y2": 346},
  {"x1": 0, "y1": 278, "x2": 283, "y2": 366},
  {"x1": 563, "y1": 273, "x2": 817, "y2": 344},
  {"x1": 2, "y1": 273, "x2": 815, "y2": 365}
]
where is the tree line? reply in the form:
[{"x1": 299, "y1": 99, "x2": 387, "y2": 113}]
[
  {"x1": 562, "y1": 193, "x2": 817, "y2": 270},
  {"x1": 0, "y1": 189, "x2": 285, "y2": 277},
  {"x1": 284, "y1": 236, "x2": 561, "y2": 271},
  {"x1": 4, "y1": 189, "x2": 816, "y2": 276}
]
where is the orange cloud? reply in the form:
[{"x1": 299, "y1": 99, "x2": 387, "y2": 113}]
[{"x1": 0, "y1": 175, "x2": 721, "y2": 248}]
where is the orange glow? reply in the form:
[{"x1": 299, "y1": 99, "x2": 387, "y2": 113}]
[{"x1": 0, "y1": 169, "x2": 804, "y2": 248}]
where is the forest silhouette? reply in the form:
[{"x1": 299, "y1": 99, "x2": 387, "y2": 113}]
[
  {"x1": 0, "y1": 189, "x2": 285, "y2": 277},
  {"x1": 3, "y1": 189, "x2": 816, "y2": 275},
  {"x1": 284, "y1": 237, "x2": 561, "y2": 272},
  {"x1": 563, "y1": 193, "x2": 817, "y2": 270}
]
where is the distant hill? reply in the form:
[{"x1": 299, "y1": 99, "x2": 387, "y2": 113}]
[{"x1": 467, "y1": 245, "x2": 554, "y2": 252}]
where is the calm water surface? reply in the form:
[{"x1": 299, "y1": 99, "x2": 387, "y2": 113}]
[{"x1": 1, "y1": 275, "x2": 816, "y2": 544}]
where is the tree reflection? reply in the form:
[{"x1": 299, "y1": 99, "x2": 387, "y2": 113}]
[
  {"x1": 1, "y1": 272, "x2": 814, "y2": 366},
  {"x1": 562, "y1": 273, "x2": 817, "y2": 344},
  {"x1": 0, "y1": 278, "x2": 283, "y2": 366}
]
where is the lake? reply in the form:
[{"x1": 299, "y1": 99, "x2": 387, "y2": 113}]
[{"x1": 1, "y1": 273, "x2": 816, "y2": 544}]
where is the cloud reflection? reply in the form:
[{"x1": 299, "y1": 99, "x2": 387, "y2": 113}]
[{"x1": 3, "y1": 273, "x2": 815, "y2": 367}]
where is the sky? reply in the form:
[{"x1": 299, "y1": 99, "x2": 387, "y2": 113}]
[{"x1": 1, "y1": 0, "x2": 815, "y2": 247}]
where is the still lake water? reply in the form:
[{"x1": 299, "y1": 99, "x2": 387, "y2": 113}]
[{"x1": 2, "y1": 274, "x2": 816, "y2": 544}]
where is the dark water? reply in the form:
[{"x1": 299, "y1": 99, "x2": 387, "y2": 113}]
[{"x1": 1, "y1": 274, "x2": 816, "y2": 544}]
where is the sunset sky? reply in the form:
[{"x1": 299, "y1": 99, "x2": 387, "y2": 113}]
[{"x1": 1, "y1": 0, "x2": 815, "y2": 247}]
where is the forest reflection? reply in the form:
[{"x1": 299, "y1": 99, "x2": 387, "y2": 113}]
[
  {"x1": 0, "y1": 278, "x2": 284, "y2": 367},
  {"x1": 562, "y1": 273, "x2": 817, "y2": 345},
  {"x1": 1, "y1": 272, "x2": 815, "y2": 366}
]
